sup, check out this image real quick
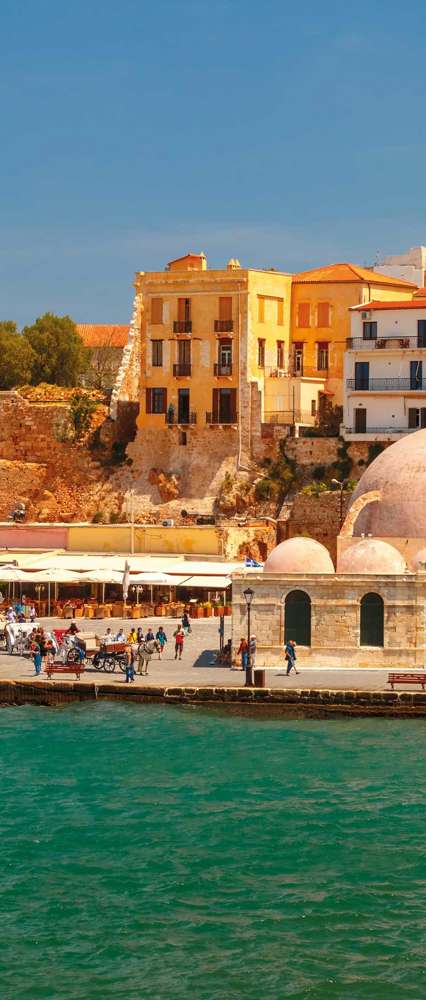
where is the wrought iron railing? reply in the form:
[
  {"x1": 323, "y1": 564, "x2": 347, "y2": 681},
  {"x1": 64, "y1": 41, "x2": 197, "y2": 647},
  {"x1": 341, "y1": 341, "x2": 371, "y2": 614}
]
[
  {"x1": 214, "y1": 363, "x2": 233, "y2": 376},
  {"x1": 346, "y1": 378, "x2": 426, "y2": 391},
  {"x1": 214, "y1": 320, "x2": 233, "y2": 332},
  {"x1": 173, "y1": 363, "x2": 192, "y2": 376},
  {"x1": 166, "y1": 412, "x2": 197, "y2": 425},
  {"x1": 346, "y1": 335, "x2": 426, "y2": 350},
  {"x1": 206, "y1": 412, "x2": 237, "y2": 425},
  {"x1": 173, "y1": 321, "x2": 192, "y2": 334}
]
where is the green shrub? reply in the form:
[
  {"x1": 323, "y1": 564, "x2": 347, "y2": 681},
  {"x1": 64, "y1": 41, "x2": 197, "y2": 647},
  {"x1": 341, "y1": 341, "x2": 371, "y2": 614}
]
[
  {"x1": 70, "y1": 392, "x2": 97, "y2": 438},
  {"x1": 302, "y1": 481, "x2": 328, "y2": 496},
  {"x1": 254, "y1": 478, "x2": 279, "y2": 501}
]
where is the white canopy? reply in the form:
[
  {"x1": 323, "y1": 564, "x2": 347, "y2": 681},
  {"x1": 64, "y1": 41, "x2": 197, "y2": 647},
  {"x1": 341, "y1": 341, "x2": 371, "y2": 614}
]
[{"x1": 128, "y1": 572, "x2": 174, "y2": 585}]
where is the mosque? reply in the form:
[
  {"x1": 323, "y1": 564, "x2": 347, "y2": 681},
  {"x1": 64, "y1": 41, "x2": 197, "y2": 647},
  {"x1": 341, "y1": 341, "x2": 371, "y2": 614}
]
[{"x1": 232, "y1": 428, "x2": 426, "y2": 668}]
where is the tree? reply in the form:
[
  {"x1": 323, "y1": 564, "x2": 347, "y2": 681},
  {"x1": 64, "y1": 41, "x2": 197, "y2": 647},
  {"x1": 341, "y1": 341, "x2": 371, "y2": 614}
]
[
  {"x1": 0, "y1": 322, "x2": 35, "y2": 388},
  {"x1": 23, "y1": 313, "x2": 90, "y2": 386}
]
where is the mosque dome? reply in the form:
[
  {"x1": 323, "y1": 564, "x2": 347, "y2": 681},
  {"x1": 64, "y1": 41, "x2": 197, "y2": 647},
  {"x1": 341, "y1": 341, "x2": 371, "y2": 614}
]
[
  {"x1": 263, "y1": 537, "x2": 335, "y2": 574},
  {"x1": 411, "y1": 546, "x2": 426, "y2": 571},
  {"x1": 338, "y1": 538, "x2": 407, "y2": 575},
  {"x1": 348, "y1": 429, "x2": 426, "y2": 537}
]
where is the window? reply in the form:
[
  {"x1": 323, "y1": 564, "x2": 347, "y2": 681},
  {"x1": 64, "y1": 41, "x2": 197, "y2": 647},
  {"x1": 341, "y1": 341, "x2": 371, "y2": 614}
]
[
  {"x1": 178, "y1": 298, "x2": 191, "y2": 322},
  {"x1": 258, "y1": 339, "x2": 265, "y2": 367},
  {"x1": 311, "y1": 398, "x2": 317, "y2": 417},
  {"x1": 219, "y1": 340, "x2": 232, "y2": 371},
  {"x1": 258, "y1": 297, "x2": 265, "y2": 323},
  {"x1": 285, "y1": 590, "x2": 311, "y2": 646},
  {"x1": 408, "y1": 408, "x2": 426, "y2": 429},
  {"x1": 354, "y1": 408, "x2": 367, "y2": 433},
  {"x1": 277, "y1": 298, "x2": 284, "y2": 326},
  {"x1": 317, "y1": 342, "x2": 329, "y2": 371},
  {"x1": 360, "y1": 593, "x2": 384, "y2": 647},
  {"x1": 355, "y1": 361, "x2": 369, "y2": 390},
  {"x1": 178, "y1": 388, "x2": 190, "y2": 424},
  {"x1": 276, "y1": 340, "x2": 285, "y2": 368},
  {"x1": 410, "y1": 360, "x2": 423, "y2": 390},
  {"x1": 317, "y1": 302, "x2": 330, "y2": 327},
  {"x1": 145, "y1": 388, "x2": 167, "y2": 414},
  {"x1": 151, "y1": 298, "x2": 163, "y2": 324},
  {"x1": 297, "y1": 303, "x2": 310, "y2": 328},
  {"x1": 151, "y1": 340, "x2": 163, "y2": 366},
  {"x1": 178, "y1": 340, "x2": 191, "y2": 366},
  {"x1": 363, "y1": 321, "x2": 377, "y2": 341},
  {"x1": 219, "y1": 297, "x2": 232, "y2": 321},
  {"x1": 293, "y1": 343, "x2": 304, "y2": 375},
  {"x1": 418, "y1": 320, "x2": 426, "y2": 348},
  {"x1": 212, "y1": 388, "x2": 237, "y2": 423}
]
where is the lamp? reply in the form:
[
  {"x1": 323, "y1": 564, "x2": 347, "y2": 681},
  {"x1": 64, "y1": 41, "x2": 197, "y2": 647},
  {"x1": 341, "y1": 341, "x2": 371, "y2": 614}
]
[{"x1": 243, "y1": 587, "x2": 254, "y2": 686}]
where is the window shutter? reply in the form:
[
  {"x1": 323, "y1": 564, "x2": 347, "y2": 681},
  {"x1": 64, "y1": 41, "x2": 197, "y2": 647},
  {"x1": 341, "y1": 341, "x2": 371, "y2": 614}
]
[
  {"x1": 421, "y1": 409, "x2": 426, "y2": 429},
  {"x1": 408, "y1": 408, "x2": 418, "y2": 429},
  {"x1": 317, "y1": 302, "x2": 330, "y2": 327},
  {"x1": 277, "y1": 299, "x2": 284, "y2": 325},
  {"x1": 146, "y1": 389, "x2": 152, "y2": 414},
  {"x1": 258, "y1": 297, "x2": 265, "y2": 323},
  {"x1": 230, "y1": 388, "x2": 237, "y2": 421},
  {"x1": 219, "y1": 297, "x2": 232, "y2": 321},
  {"x1": 151, "y1": 298, "x2": 163, "y2": 324},
  {"x1": 297, "y1": 303, "x2": 310, "y2": 328},
  {"x1": 162, "y1": 389, "x2": 167, "y2": 414},
  {"x1": 178, "y1": 298, "x2": 185, "y2": 322},
  {"x1": 212, "y1": 388, "x2": 220, "y2": 419}
]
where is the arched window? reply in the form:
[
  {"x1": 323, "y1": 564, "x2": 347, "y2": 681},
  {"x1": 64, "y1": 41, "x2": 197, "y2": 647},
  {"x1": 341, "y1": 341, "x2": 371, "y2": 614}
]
[
  {"x1": 360, "y1": 593, "x2": 384, "y2": 647},
  {"x1": 285, "y1": 590, "x2": 311, "y2": 646}
]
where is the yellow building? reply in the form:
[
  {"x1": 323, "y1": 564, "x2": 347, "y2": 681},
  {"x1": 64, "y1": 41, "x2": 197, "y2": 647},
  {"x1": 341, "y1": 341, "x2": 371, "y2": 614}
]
[
  {"x1": 291, "y1": 263, "x2": 417, "y2": 405},
  {"x1": 133, "y1": 252, "x2": 293, "y2": 464}
]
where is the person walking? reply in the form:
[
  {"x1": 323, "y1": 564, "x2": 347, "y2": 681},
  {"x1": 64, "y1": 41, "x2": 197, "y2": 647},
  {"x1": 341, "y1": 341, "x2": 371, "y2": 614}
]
[
  {"x1": 249, "y1": 635, "x2": 257, "y2": 669},
  {"x1": 156, "y1": 626, "x2": 167, "y2": 659},
  {"x1": 32, "y1": 642, "x2": 43, "y2": 677},
  {"x1": 285, "y1": 639, "x2": 299, "y2": 675},
  {"x1": 182, "y1": 609, "x2": 191, "y2": 635},
  {"x1": 236, "y1": 637, "x2": 249, "y2": 671},
  {"x1": 145, "y1": 626, "x2": 155, "y2": 642},
  {"x1": 173, "y1": 626, "x2": 185, "y2": 660}
]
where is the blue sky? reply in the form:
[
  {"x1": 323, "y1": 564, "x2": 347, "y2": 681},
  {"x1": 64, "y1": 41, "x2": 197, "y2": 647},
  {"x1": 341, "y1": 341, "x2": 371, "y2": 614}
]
[{"x1": 1, "y1": 0, "x2": 426, "y2": 326}]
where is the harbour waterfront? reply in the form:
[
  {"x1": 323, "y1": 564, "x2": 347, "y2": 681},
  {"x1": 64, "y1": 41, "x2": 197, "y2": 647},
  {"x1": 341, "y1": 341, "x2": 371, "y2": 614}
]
[{"x1": 0, "y1": 704, "x2": 425, "y2": 998}]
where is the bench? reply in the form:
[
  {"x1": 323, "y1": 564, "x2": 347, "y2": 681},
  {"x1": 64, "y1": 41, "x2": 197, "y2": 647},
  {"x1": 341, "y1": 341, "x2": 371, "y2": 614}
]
[
  {"x1": 388, "y1": 672, "x2": 426, "y2": 690},
  {"x1": 45, "y1": 663, "x2": 85, "y2": 680}
]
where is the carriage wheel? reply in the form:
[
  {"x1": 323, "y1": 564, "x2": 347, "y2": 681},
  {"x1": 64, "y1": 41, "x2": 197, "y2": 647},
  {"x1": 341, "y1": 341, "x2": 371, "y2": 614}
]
[
  {"x1": 117, "y1": 654, "x2": 129, "y2": 673},
  {"x1": 103, "y1": 656, "x2": 116, "y2": 673}
]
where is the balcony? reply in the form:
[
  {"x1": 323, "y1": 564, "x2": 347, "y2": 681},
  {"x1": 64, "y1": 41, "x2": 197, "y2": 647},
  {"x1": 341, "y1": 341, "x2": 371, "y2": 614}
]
[
  {"x1": 166, "y1": 412, "x2": 197, "y2": 426},
  {"x1": 263, "y1": 410, "x2": 316, "y2": 426},
  {"x1": 173, "y1": 363, "x2": 192, "y2": 377},
  {"x1": 214, "y1": 363, "x2": 233, "y2": 376},
  {"x1": 343, "y1": 425, "x2": 420, "y2": 437},
  {"x1": 346, "y1": 378, "x2": 426, "y2": 392},
  {"x1": 206, "y1": 412, "x2": 237, "y2": 425},
  {"x1": 173, "y1": 320, "x2": 192, "y2": 334},
  {"x1": 347, "y1": 335, "x2": 426, "y2": 351},
  {"x1": 214, "y1": 320, "x2": 233, "y2": 333}
]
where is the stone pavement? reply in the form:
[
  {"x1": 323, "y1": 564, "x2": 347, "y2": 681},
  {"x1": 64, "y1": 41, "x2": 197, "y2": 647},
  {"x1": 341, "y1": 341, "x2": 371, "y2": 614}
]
[{"x1": 0, "y1": 615, "x2": 409, "y2": 691}]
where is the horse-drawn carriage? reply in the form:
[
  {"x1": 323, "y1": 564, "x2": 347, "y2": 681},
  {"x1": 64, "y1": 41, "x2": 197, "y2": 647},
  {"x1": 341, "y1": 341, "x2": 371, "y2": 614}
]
[{"x1": 53, "y1": 631, "x2": 129, "y2": 673}]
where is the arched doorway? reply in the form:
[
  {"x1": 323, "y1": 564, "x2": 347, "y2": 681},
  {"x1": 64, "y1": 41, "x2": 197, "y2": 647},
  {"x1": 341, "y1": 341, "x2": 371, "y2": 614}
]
[
  {"x1": 360, "y1": 593, "x2": 384, "y2": 647},
  {"x1": 285, "y1": 590, "x2": 311, "y2": 646}
]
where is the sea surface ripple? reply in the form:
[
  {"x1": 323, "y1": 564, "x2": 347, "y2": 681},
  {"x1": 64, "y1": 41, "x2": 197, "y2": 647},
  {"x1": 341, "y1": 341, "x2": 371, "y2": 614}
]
[{"x1": 0, "y1": 704, "x2": 425, "y2": 999}]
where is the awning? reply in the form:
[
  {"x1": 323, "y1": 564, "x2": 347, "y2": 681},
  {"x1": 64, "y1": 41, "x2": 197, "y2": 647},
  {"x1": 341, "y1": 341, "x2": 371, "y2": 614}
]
[{"x1": 177, "y1": 575, "x2": 232, "y2": 589}]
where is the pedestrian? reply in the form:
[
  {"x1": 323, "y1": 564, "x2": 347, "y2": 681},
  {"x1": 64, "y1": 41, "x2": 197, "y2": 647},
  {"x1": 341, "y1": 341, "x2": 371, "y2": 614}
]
[
  {"x1": 103, "y1": 628, "x2": 114, "y2": 646},
  {"x1": 173, "y1": 625, "x2": 185, "y2": 660},
  {"x1": 127, "y1": 627, "x2": 137, "y2": 644},
  {"x1": 32, "y1": 642, "x2": 42, "y2": 676},
  {"x1": 145, "y1": 626, "x2": 155, "y2": 642},
  {"x1": 137, "y1": 626, "x2": 144, "y2": 643},
  {"x1": 182, "y1": 609, "x2": 191, "y2": 635},
  {"x1": 236, "y1": 637, "x2": 249, "y2": 671},
  {"x1": 29, "y1": 605, "x2": 36, "y2": 623},
  {"x1": 155, "y1": 626, "x2": 167, "y2": 659},
  {"x1": 6, "y1": 607, "x2": 16, "y2": 623},
  {"x1": 45, "y1": 637, "x2": 55, "y2": 666},
  {"x1": 249, "y1": 634, "x2": 257, "y2": 669},
  {"x1": 137, "y1": 636, "x2": 159, "y2": 676},
  {"x1": 115, "y1": 628, "x2": 126, "y2": 643},
  {"x1": 285, "y1": 639, "x2": 299, "y2": 675},
  {"x1": 125, "y1": 659, "x2": 135, "y2": 683}
]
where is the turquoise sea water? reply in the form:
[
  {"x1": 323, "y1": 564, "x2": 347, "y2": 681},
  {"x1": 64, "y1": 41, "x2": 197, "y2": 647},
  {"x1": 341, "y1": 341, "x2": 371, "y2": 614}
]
[{"x1": 0, "y1": 705, "x2": 425, "y2": 999}]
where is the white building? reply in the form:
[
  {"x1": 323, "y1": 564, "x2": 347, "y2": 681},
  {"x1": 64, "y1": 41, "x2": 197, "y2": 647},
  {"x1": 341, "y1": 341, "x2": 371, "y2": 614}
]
[
  {"x1": 343, "y1": 291, "x2": 426, "y2": 441},
  {"x1": 374, "y1": 246, "x2": 426, "y2": 289}
]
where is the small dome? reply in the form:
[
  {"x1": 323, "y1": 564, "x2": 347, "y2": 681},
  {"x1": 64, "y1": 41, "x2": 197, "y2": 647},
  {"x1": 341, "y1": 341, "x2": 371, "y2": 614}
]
[
  {"x1": 263, "y1": 537, "x2": 335, "y2": 574},
  {"x1": 338, "y1": 539, "x2": 407, "y2": 574}
]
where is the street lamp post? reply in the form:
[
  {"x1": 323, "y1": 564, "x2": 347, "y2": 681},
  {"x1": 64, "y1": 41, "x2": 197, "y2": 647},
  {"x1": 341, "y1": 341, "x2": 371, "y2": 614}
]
[
  {"x1": 243, "y1": 587, "x2": 254, "y2": 687},
  {"x1": 331, "y1": 478, "x2": 346, "y2": 529}
]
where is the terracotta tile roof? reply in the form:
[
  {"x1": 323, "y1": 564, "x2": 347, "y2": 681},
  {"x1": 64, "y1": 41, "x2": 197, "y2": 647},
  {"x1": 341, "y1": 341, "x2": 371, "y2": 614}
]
[
  {"x1": 76, "y1": 324, "x2": 129, "y2": 348},
  {"x1": 292, "y1": 263, "x2": 418, "y2": 288},
  {"x1": 352, "y1": 299, "x2": 426, "y2": 312}
]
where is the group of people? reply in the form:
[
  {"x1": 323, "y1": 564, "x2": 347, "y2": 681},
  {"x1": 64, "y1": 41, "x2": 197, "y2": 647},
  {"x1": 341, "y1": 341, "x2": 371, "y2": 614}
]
[
  {"x1": 104, "y1": 619, "x2": 190, "y2": 683},
  {"x1": 4, "y1": 601, "x2": 37, "y2": 624},
  {"x1": 29, "y1": 627, "x2": 55, "y2": 675},
  {"x1": 236, "y1": 636, "x2": 299, "y2": 676}
]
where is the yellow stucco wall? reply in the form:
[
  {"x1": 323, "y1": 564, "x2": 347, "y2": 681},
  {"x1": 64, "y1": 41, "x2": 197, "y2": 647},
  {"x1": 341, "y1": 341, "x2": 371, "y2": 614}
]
[
  {"x1": 290, "y1": 281, "x2": 414, "y2": 405},
  {"x1": 67, "y1": 524, "x2": 222, "y2": 554},
  {"x1": 136, "y1": 263, "x2": 292, "y2": 429}
]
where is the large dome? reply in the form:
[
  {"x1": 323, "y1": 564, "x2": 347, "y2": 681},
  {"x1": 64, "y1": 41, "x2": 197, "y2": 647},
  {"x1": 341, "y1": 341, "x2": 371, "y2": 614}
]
[
  {"x1": 263, "y1": 537, "x2": 335, "y2": 574},
  {"x1": 338, "y1": 539, "x2": 407, "y2": 574},
  {"x1": 349, "y1": 429, "x2": 426, "y2": 537}
]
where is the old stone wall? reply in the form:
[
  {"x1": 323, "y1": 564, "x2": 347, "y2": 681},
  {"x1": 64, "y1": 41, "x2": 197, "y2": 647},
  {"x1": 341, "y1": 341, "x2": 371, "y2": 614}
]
[
  {"x1": 232, "y1": 573, "x2": 426, "y2": 669},
  {"x1": 279, "y1": 491, "x2": 352, "y2": 563}
]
